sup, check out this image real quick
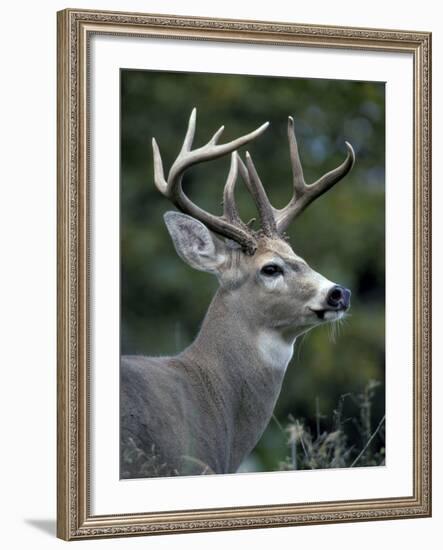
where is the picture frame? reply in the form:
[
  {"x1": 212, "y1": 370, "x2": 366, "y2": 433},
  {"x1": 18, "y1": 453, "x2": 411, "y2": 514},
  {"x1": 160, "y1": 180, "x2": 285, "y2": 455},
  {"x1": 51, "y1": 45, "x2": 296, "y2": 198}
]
[{"x1": 57, "y1": 8, "x2": 431, "y2": 540}]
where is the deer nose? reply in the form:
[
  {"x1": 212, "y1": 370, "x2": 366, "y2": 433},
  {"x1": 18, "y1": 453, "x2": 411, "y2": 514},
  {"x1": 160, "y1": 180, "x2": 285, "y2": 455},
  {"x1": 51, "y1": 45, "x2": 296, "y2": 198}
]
[{"x1": 327, "y1": 285, "x2": 351, "y2": 309}]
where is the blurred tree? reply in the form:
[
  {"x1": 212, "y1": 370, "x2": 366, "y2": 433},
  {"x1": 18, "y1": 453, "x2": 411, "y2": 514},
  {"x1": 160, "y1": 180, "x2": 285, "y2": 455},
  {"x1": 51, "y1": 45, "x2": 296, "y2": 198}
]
[{"x1": 121, "y1": 70, "x2": 385, "y2": 472}]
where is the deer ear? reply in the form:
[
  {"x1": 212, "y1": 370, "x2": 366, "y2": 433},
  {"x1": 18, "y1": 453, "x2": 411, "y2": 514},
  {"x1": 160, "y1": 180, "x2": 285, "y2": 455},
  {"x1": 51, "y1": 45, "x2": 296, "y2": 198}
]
[{"x1": 163, "y1": 211, "x2": 228, "y2": 274}]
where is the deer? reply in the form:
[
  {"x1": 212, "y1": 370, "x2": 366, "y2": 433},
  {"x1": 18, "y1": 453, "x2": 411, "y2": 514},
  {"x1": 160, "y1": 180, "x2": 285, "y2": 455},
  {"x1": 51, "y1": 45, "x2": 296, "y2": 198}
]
[{"x1": 120, "y1": 108, "x2": 354, "y2": 478}]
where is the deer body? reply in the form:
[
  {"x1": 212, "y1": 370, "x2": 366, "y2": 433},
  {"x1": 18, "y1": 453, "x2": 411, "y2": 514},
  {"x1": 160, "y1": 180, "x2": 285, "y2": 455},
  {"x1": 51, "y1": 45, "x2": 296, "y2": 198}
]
[
  {"x1": 120, "y1": 110, "x2": 354, "y2": 478},
  {"x1": 121, "y1": 287, "x2": 292, "y2": 476}
]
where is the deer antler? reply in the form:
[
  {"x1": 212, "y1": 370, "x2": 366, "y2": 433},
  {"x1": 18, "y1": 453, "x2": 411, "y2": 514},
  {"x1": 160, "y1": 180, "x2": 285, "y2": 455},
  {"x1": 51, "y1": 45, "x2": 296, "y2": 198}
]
[
  {"x1": 241, "y1": 116, "x2": 355, "y2": 237},
  {"x1": 275, "y1": 116, "x2": 355, "y2": 233},
  {"x1": 153, "y1": 111, "x2": 354, "y2": 253},
  {"x1": 236, "y1": 153, "x2": 278, "y2": 237},
  {"x1": 152, "y1": 108, "x2": 269, "y2": 254}
]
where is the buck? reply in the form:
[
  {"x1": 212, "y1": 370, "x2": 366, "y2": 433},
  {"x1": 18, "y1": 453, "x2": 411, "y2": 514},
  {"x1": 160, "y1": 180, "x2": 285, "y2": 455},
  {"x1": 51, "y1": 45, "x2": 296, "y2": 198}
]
[{"x1": 121, "y1": 109, "x2": 354, "y2": 478}]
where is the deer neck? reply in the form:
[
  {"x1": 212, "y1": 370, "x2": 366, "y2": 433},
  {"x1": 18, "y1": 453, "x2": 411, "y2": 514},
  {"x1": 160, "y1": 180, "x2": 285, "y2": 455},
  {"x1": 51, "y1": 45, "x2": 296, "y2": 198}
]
[
  {"x1": 186, "y1": 288, "x2": 295, "y2": 379},
  {"x1": 180, "y1": 288, "x2": 296, "y2": 470}
]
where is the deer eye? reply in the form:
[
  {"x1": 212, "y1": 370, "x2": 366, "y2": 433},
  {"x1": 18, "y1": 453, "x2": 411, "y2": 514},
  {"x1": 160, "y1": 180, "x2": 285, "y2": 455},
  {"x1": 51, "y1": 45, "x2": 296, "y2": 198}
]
[{"x1": 261, "y1": 264, "x2": 283, "y2": 277}]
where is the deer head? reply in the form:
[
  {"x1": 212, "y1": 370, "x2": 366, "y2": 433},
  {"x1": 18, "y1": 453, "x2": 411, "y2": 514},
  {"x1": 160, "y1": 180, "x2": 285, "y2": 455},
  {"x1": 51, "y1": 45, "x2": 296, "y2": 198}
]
[{"x1": 152, "y1": 108, "x2": 354, "y2": 341}]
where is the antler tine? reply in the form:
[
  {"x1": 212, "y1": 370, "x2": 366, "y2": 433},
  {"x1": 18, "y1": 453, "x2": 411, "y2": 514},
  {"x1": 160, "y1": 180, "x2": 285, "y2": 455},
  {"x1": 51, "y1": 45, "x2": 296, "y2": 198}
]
[
  {"x1": 287, "y1": 115, "x2": 306, "y2": 195},
  {"x1": 223, "y1": 152, "x2": 248, "y2": 229},
  {"x1": 275, "y1": 116, "x2": 355, "y2": 234},
  {"x1": 237, "y1": 153, "x2": 277, "y2": 237},
  {"x1": 180, "y1": 106, "x2": 197, "y2": 153},
  {"x1": 152, "y1": 108, "x2": 269, "y2": 254}
]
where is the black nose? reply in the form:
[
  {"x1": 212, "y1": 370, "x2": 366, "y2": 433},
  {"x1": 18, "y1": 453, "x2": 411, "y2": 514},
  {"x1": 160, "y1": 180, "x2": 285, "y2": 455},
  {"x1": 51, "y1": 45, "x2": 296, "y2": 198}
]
[{"x1": 327, "y1": 285, "x2": 351, "y2": 309}]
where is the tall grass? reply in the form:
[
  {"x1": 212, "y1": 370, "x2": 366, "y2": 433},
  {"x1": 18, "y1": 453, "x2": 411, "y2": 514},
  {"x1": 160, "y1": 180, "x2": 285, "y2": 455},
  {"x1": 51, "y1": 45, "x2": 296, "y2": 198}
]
[{"x1": 277, "y1": 380, "x2": 385, "y2": 471}]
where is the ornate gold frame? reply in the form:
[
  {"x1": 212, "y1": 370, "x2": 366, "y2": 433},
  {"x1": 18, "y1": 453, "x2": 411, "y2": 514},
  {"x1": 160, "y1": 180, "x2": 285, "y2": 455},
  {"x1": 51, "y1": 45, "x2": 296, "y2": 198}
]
[{"x1": 57, "y1": 8, "x2": 431, "y2": 540}]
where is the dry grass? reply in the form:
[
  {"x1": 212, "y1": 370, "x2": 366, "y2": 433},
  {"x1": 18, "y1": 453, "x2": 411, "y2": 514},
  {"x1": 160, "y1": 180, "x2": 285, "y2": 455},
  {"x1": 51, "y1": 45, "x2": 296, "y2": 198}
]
[
  {"x1": 277, "y1": 380, "x2": 385, "y2": 471},
  {"x1": 121, "y1": 438, "x2": 179, "y2": 478}
]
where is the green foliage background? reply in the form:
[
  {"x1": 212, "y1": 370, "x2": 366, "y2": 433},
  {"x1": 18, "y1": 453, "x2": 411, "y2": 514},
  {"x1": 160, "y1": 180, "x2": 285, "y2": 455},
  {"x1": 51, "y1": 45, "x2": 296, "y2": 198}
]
[{"x1": 120, "y1": 69, "x2": 385, "y2": 472}]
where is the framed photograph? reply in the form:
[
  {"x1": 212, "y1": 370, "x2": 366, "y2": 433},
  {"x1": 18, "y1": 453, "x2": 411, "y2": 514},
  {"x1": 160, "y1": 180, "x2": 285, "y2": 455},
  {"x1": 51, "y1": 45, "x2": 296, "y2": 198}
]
[{"x1": 57, "y1": 8, "x2": 431, "y2": 540}]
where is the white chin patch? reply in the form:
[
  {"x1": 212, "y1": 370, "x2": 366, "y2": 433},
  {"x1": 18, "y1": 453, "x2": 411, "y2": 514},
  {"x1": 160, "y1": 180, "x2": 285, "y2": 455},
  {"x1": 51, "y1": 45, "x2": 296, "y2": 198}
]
[{"x1": 324, "y1": 310, "x2": 344, "y2": 321}]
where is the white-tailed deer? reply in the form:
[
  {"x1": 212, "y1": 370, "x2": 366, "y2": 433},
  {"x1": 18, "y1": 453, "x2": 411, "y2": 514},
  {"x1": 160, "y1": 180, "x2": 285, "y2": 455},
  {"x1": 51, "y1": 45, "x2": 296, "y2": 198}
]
[{"x1": 121, "y1": 109, "x2": 354, "y2": 478}]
